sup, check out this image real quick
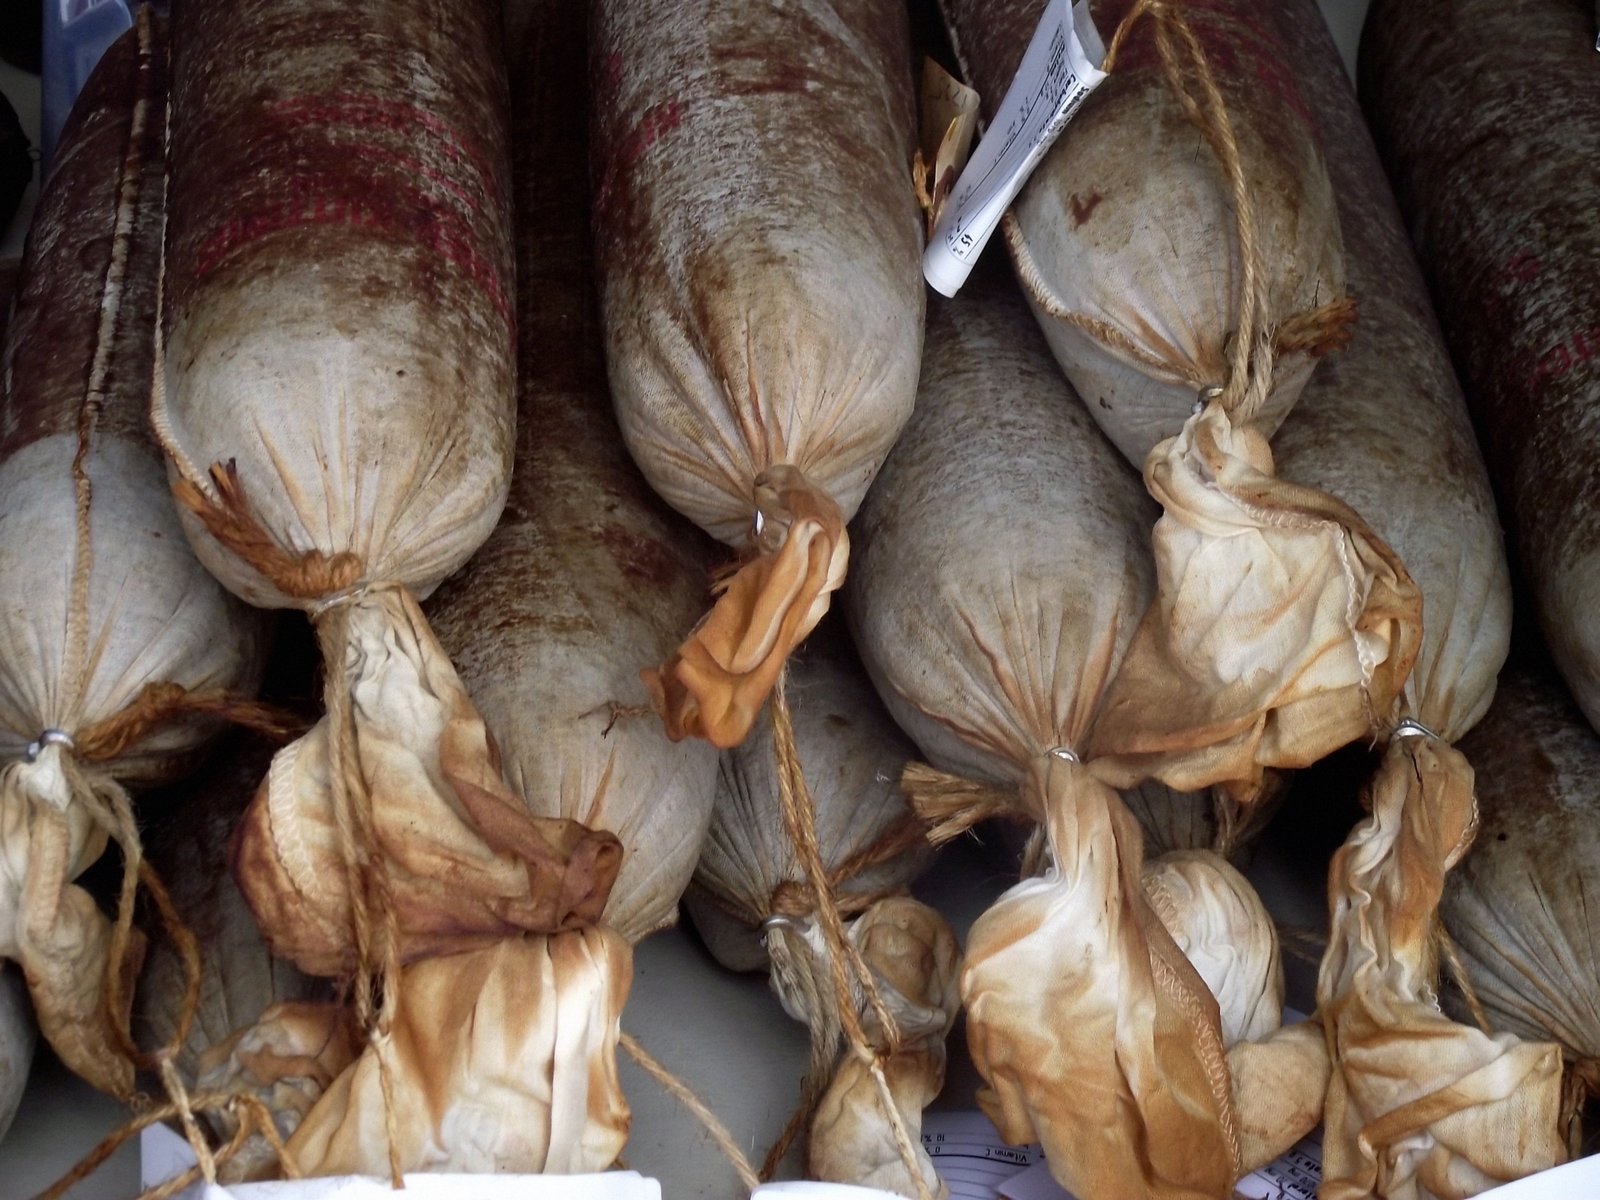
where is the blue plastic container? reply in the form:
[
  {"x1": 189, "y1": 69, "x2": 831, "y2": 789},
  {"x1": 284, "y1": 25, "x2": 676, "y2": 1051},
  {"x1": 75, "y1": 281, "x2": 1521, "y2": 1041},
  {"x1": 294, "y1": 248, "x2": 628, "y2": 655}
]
[{"x1": 39, "y1": 0, "x2": 133, "y2": 177}]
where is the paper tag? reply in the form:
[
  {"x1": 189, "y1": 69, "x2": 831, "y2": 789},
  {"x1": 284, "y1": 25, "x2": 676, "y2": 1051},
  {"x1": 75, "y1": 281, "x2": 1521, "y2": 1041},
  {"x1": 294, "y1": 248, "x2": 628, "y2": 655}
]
[
  {"x1": 1233, "y1": 1132, "x2": 1322, "y2": 1200},
  {"x1": 921, "y1": 1111, "x2": 1044, "y2": 1200},
  {"x1": 139, "y1": 1123, "x2": 663, "y2": 1200},
  {"x1": 991, "y1": 1132, "x2": 1322, "y2": 1200},
  {"x1": 922, "y1": 0, "x2": 1107, "y2": 297},
  {"x1": 916, "y1": 59, "x2": 981, "y2": 233}
]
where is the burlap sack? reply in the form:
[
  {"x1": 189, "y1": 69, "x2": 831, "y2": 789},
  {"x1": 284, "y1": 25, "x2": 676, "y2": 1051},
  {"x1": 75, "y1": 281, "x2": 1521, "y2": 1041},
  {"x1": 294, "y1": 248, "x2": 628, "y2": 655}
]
[
  {"x1": 1261, "y1": 11, "x2": 1559, "y2": 1195},
  {"x1": 0, "y1": 14, "x2": 266, "y2": 1100},
  {"x1": 273, "y1": 2, "x2": 715, "y2": 1172},
  {"x1": 1361, "y1": 0, "x2": 1600, "y2": 739},
  {"x1": 942, "y1": 0, "x2": 1416, "y2": 802},
  {"x1": 849, "y1": 273, "x2": 1260, "y2": 1197},
  {"x1": 156, "y1": 0, "x2": 622, "y2": 1054},
  {"x1": 592, "y1": 0, "x2": 924, "y2": 748},
  {"x1": 939, "y1": 0, "x2": 1347, "y2": 465},
  {"x1": 685, "y1": 626, "x2": 937, "y2": 1194},
  {"x1": 810, "y1": 897, "x2": 960, "y2": 1200},
  {"x1": 1446, "y1": 665, "x2": 1600, "y2": 1147},
  {"x1": 1318, "y1": 735, "x2": 1566, "y2": 1200},
  {"x1": 687, "y1": 627, "x2": 931, "y2": 975}
]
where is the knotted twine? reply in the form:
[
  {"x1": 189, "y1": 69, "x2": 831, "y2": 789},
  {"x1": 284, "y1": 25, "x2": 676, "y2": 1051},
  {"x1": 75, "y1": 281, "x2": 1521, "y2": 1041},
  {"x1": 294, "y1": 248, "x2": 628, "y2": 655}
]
[
  {"x1": 17, "y1": 9, "x2": 302, "y2": 1191},
  {"x1": 760, "y1": 671, "x2": 932, "y2": 1199},
  {"x1": 1005, "y1": 0, "x2": 1356, "y2": 426}
]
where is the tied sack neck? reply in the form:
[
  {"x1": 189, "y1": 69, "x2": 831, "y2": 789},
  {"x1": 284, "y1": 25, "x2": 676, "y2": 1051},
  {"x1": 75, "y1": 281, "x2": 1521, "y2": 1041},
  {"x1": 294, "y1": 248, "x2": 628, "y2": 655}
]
[
  {"x1": 1088, "y1": 400, "x2": 1422, "y2": 798},
  {"x1": 233, "y1": 584, "x2": 621, "y2": 975},
  {"x1": 644, "y1": 464, "x2": 847, "y2": 749},
  {"x1": 1317, "y1": 732, "x2": 1567, "y2": 1200},
  {"x1": 961, "y1": 754, "x2": 1240, "y2": 1200}
]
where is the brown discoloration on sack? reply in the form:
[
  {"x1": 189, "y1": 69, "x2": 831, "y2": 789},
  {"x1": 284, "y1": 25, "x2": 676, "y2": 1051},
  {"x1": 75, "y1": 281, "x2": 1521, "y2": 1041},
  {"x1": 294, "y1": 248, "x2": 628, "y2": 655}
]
[
  {"x1": 1267, "y1": 1, "x2": 1510, "y2": 740},
  {"x1": 163, "y1": 0, "x2": 515, "y2": 601},
  {"x1": 1, "y1": 26, "x2": 164, "y2": 457},
  {"x1": 1362, "y1": 0, "x2": 1600, "y2": 729},
  {"x1": 1069, "y1": 191, "x2": 1103, "y2": 228},
  {"x1": 591, "y1": 0, "x2": 924, "y2": 542}
]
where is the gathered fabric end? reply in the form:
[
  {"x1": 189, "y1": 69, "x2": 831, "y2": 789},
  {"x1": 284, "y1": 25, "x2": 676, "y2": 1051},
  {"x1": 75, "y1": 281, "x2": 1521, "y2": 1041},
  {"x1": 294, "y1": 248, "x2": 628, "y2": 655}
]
[
  {"x1": 232, "y1": 585, "x2": 622, "y2": 978},
  {"x1": 1317, "y1": 736, "x2": 1567, "y2": 1200},
  {"x1": 3, "y1": 747, "x2": 136, "y2": 1098},
  {"x1": 1227, "y1": 1019, "x2": 1329, "y2": 1174},
  {"x1": 758, "y1": 673, "x2": 932, "y2": 1199},
  {"x1": 1088, "y1": 401, "x2": 1423, "y2": 795},
  {"x1": 809, "y1": 897, "x2": 961, "y2": 1200},
  {"x1": 286, "y1": 929, "x2": 631, "y2": 1176},
  {"x1": 1141, "y1": 848, "x2": 1329, "y2": 1171},
  {"x1": 191, "y1": 999, "x2": 357, "y2": 1183},
  {"x1": 961, "y1": 756, "x2": 1240, "y2": 1200},
  {"x1": 644, "y1": 465, "x2": 847, "y2": 749},
  {"x1": 170, "y1": 461, "x2": 364, "y2": 604}
]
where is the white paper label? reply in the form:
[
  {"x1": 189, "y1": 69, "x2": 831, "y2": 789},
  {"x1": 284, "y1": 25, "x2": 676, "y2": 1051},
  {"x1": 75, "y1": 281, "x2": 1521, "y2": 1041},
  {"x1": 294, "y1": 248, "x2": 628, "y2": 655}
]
[
  {"x1": 1233, "y1": 1133, "x2": 1321, "y2": 1200},
  {"x1": 921, "y1": 1111, "x2": 1044, "y2": 1200},
  {"x1": 922, "y1": 0, "x2": 1107, "y2": 298}
]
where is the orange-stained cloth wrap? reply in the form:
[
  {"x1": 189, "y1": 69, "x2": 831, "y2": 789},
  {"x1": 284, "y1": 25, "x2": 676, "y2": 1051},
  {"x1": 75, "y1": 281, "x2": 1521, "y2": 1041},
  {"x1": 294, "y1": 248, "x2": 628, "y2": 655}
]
[
  {"x1": 1089, "y1": 403, "x2": 1422, "y2": 797},
  {"x1": 644, "y1": 465, "x2": 847, "y2": 749},
  {"x1": 195, "y1": 1000, "x2": 358, "y2": 1182},
  {"x1": 232, "y1": 586, "x2": 621, "y2": 977},
  {"x1": 1318, "y1": 735, "x2": 1566, "y2": 1200},
  {"x1": 810, "y1": 896, "x2": 962, "y2": 1199},
  {"x1": 962, "y1": 754, "x2": 1239, "y2": 1200},
  {"x1": 287, "y1": 930, "x2": 631, "y2": 1175}
]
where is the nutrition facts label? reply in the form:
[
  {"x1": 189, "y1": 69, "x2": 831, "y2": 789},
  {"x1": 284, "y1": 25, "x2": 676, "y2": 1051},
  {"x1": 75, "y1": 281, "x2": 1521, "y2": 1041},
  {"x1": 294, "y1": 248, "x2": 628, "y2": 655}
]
[
  {"x1": 923, "y1": 1112, "x2": 1323, "y2": 1200},
  {"x1": 1234, "y1": 1135, "x2": 1322, "y2": 1200},
  {"x1": 920, "y1": 1112, "x2": 1045, "y2": 1200}
]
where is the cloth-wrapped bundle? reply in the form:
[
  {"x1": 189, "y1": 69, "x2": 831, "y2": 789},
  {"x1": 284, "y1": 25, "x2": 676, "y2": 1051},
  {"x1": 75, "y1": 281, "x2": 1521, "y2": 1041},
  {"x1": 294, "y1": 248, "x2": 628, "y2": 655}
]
[
  {"x1": 1264, "y1": 9, "x2": 1563, "y2": 1197},
  {"x1": 1446, "y1": 664, "x2": 1600, "y2": 1139},
  {"x1": 0, "y1": 258, "x2": 31, "y2": 1144},
  {"x1": 939, "y1": 0, "x2": 1347, "y2": 463},
  {"x1": 277, "y1": 0, "x2": 717, "y2": 1173},
  {"x1": 848, "y1": 271, "x2": 1316, "y2": 1199},
  {"x1": 1361, "y1": 0, "x2": 1600, "y2": 737},
  {"x1": 809, "y1": 896, "x2": 959, "y2": 1199},
  {"x1": 157, "y1": 3, "x2": 622, "y2": 1166},
  {"x1": 591, "y1": 0, "x2": 925, "y2": 748},
  {"x1": 138, "y1": 735, "x2": 350, "y2": 1183},
  {"x1": 942, "y1": 0, "x2": 1418, "y2": 800},
  {"x1": 0, "y1": 13, "x2": 267, "y2": 1101},
  {"x1": 686, "y1": 627, "x2": 944, "y2": 1194},
  {"x1": 688, "y1": 628, "x2": 931, "y2": 974}
]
